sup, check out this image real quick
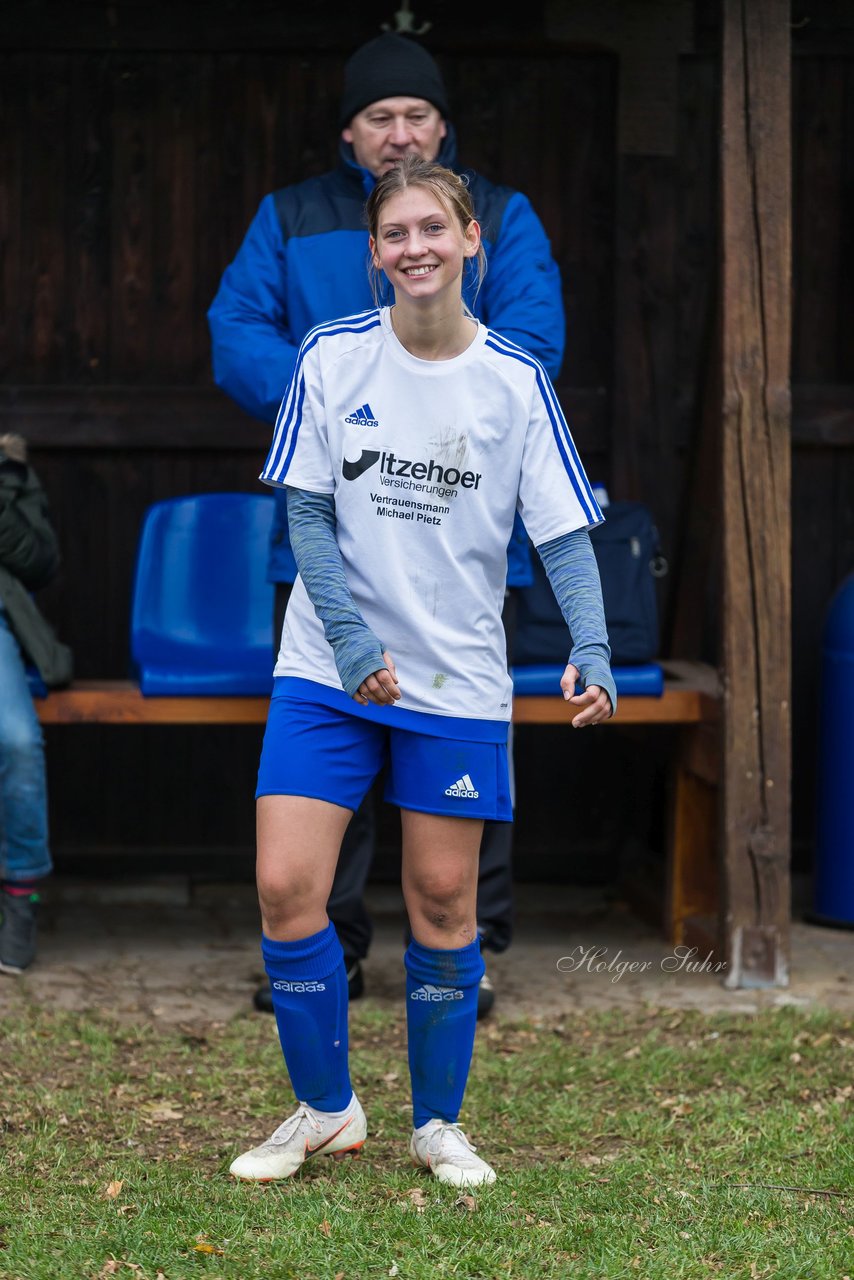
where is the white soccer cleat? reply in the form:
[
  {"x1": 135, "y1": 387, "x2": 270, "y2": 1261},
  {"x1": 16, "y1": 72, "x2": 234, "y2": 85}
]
[
  {"x1": 409, "y1": 1118, "x2": 496, "y2": 1187},
  {"x1": 230, "y1": 1094, "x2": 366, "y2": 1182}
]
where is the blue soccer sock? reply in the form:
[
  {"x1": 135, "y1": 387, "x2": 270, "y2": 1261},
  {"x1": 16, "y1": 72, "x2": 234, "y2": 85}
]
[
  {"x1": 262, "y1": 922, "x2": 352, "y2": 1112},
  {"x1": 405, "y1": 936, "x2": 485, "y2": 1129}
]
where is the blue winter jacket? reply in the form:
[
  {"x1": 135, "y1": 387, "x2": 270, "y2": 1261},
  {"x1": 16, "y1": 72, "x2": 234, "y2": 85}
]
[{"x1": 208, "y1": 128, "x2": 566, "y2": 586}]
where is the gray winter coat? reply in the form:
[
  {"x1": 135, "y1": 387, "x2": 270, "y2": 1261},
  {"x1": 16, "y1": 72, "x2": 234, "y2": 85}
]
[{"x1": 0, "y1": 434, "x2": 73, "y2": 687}]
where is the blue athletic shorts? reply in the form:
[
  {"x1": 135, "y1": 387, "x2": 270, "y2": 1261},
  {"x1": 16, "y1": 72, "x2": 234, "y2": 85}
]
[{"x1": 256, "y1": 694, "x2": 512, "y2": 822}]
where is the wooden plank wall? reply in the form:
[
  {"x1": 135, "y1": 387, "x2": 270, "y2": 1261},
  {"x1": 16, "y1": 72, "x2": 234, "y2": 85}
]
[
  {"x1": 0, "y1": 1, "x2": 851, "y2": 881},
  {"x1": 0, "y1": 7, "x2": 624, "y2": 874}
]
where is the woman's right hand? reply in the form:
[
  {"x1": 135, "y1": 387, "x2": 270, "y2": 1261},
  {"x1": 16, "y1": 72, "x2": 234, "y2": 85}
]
[
  {"x1": 353, "y1": 651, "x2": 401, "y2": 706},
  {"x1": 560, "y1": 662, "x2": 613, "y2": 726}
]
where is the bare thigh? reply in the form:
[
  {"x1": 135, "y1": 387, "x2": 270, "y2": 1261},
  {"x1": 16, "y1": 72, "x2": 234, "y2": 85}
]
[
  {"x1": 400, "y1": 809, "x2": 484, "y2": 950},
  {"x1": 256, "y1": 795, "x2": 353, "y2": 941}
]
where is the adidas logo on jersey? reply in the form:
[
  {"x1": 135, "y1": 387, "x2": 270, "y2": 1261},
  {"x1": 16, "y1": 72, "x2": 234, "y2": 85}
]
[
  {"x1": 271, "y1": 979, "x2": 327, "y2": 993},
  {"x1": 445, "y1": 773, "x2": 479, "y2": 799},
  {"x1": 410, "y1": 984, "x2": 464, "y2": 1002},
  {"x1": 344, "y1": 402, "x2": 379, "y2": 427}
]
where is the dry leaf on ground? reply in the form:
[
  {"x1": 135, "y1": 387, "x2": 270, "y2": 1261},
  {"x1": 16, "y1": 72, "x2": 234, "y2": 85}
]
[
  {"x1": 141, "y1": 1102, "x2": 184, "y2": 1123},
  {"x1": 659, "y1": 1097, "x2": 693, "y2": 1116},
  {"x1": 193, "y1": 1237, "x2": 225, "y2": 1256}
]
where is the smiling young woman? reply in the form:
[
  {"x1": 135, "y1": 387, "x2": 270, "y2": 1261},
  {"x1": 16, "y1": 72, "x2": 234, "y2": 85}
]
[
  {"x1": 368, "y1": 164, "x2": 485, "y2": 360},
  {"x1": 228, "y1": 155, "x2": 614, "y2": 1191}
]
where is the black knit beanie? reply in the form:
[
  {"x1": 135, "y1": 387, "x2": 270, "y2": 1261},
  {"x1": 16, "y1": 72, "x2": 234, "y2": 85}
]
[{"x1": 339, "y1": 33, "x2": 449, "y2": 128}]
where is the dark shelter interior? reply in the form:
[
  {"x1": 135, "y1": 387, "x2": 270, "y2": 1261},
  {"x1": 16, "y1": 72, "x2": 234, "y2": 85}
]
[{"x1": 2, "y1": 0, "x2": 853, "y2": 983}]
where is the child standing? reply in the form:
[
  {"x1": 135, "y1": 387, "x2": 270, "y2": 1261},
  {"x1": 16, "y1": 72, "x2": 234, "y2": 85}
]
[{"x1": 231, "y1": 156, "x2": 615, "y2": 1187}]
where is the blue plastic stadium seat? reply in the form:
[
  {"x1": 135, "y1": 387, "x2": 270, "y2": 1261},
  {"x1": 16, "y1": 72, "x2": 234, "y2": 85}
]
[
  {"x1": 130, "y1": 492, "x2": 276, "y2": 696},
  {"x1": 511, "y1": 663, "x2": 665, "y2": 698}
]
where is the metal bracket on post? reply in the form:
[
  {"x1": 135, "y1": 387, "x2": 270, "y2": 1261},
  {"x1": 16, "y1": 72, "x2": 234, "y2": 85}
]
[{"x1": 382, "y1": 1, "x2": 431, "y2": 36}]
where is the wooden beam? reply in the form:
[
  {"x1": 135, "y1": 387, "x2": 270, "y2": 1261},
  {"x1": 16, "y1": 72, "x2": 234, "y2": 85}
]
[
  {"x1": 3, "y1": 381, "x2": 845, "y2": 451},
  {"x1": 719, "y1": 0, "x2": 791, "y2": 988},
  {"x1": 0, "y1": 385, "x2": 608, "y2": 454},
  {"x1": 512, "y1": 688, "x2": 715, "y2": 725},
  {"x1": 36, "y1": 670, "x2": 719, "y2": 727},
  {"x1": 37, "y1": 683, "x2": 270, "y2": 725},
  {"x1": 0, "y1": 387, "x2": 271, "y2": 451},
  {"x1": 666, "y1": 726, "x2": 721, "y2": 945}
]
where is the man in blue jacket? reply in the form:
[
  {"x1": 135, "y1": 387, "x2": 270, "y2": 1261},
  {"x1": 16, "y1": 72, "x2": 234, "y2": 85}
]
[{"x1": 208, "y1": 31, "x2": 565, "y2": 1019}]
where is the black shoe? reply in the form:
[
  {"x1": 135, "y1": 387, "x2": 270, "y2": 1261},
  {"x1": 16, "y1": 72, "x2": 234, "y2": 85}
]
[
  {"x1": 346, "y1": 956, "x2": 365, "y2": 1000},
  {"x1": 252, "y1": 982, "x2": 274, "y2": 1014},
  {"x1": 476, "y1": 971, "x2": 495, "y2": 1021},
  {"x1": 252, "y1": 956, "x2": 365, "y2": 1013},
  {"x1": 0, "y1": 892, "x2": 39, "y2": 975}
]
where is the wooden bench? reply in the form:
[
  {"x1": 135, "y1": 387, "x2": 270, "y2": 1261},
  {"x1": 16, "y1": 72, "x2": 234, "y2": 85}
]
[{"x1": 36, "y1": 659, "x2": 720, "y2": 950}]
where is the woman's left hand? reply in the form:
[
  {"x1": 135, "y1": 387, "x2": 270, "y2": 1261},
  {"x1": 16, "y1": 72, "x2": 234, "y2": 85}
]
[{"x1": 560, "y1": 663, "x2": 613, "y2": 727}]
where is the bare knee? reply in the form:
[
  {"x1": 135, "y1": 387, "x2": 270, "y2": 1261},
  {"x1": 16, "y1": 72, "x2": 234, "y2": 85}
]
[
  {"x1": 407, "y1": 869, "x2": 472, "y2": 934},
  {"x1": 257, "y1": 867, "x2": 325, "y2": 938},
  {"x1": 255, "y1": 796, "x2": 347, "y2": 938}
]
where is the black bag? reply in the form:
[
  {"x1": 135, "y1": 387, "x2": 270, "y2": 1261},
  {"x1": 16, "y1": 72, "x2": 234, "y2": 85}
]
[
  {"x1": 514, "y1": 501, "x2": 666, "y2": 666},
  {"x1": 0, "y1": 565, "x2": 74, "y2": 688}
]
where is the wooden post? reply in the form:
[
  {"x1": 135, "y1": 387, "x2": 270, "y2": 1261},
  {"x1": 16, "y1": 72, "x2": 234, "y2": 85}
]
[{"x1": 719, "y1": 0, "x2": 792, "y2": 987}]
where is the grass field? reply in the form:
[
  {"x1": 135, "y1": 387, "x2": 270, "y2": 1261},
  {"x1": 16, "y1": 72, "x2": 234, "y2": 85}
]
[{"x1": 1, "y1": 1003, "x2": 852, "y2": 1280}]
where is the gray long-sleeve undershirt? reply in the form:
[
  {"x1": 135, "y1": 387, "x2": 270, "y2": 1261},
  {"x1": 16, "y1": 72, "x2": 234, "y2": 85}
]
[
  {"x1": 537, "y1": 530, "x2": 617, "y2": 713},
  {"x1": 286, "y1": 487, "x2": 385, "y2": 698},
  {"x1": 286, "y1": 486, "x2": 616, "y2": 713}
]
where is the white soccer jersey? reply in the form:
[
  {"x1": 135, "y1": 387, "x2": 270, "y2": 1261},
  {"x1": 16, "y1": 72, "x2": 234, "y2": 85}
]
[{"x1": 260, "y1": 308, "x2": 603, "y2": 735}]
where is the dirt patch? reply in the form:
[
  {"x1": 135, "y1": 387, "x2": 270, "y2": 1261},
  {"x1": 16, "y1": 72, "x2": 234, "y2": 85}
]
[{"x1": 2, "y1": 877, "x2": 853, "y2": 1028}]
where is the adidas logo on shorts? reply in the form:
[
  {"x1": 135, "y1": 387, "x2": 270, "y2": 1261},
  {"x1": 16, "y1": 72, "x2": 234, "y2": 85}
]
[
  {"x1": 410, "y1": 984, "x2": 464, "y2": 1002},
  {"x1": 271, "y1": 979, "x2": 327, "y2": 993},
  {"x1": 445, "y1": 773, "x2": 479, "y2": 799}
]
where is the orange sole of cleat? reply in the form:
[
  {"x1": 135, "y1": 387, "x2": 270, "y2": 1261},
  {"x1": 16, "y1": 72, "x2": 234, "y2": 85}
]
[
  {"x1": 330, "y1": 1142, "x2": 364, "y2": 1161},
  {"x1": 231, "y1": 1141, "x2": 365, "y2": 1182}
]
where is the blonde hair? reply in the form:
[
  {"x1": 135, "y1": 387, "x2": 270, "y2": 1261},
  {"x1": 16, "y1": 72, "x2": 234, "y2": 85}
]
[{"x1": 365, "y1": 155, "x2": 487, "y2": 309}]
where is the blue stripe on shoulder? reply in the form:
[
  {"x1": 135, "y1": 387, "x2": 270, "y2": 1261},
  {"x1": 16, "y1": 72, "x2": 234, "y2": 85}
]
[
  {"x1": 261, "y1": 311, "x2": 382, "y2": 484},
  {"x1": 484, "y1": 333, "x2": 602, "y2": 524}
]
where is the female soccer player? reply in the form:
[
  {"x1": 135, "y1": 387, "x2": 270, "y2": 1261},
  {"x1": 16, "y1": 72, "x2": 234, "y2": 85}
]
[{"x1": 230, "y1": 156, "x2": 615, "y2": 1188}]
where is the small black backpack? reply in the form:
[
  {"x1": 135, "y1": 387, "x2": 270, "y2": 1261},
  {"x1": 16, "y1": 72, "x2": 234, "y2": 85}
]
[{"x1": 514, "y1": 501, "x2": 667, "y2": 666}]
